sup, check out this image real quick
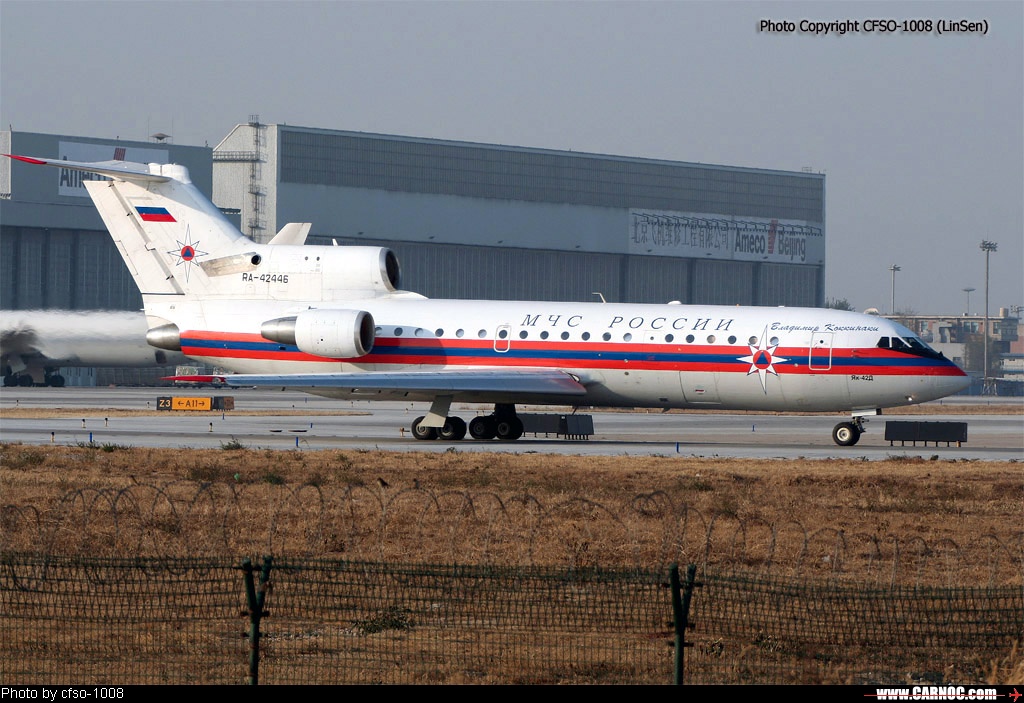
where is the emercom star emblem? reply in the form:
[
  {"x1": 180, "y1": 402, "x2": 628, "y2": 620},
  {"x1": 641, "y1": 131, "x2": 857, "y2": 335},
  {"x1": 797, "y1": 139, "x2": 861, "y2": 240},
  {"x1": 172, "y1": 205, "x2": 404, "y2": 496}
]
[
  {"x1": 167, "y1": 225, "x2": 207, "y2": 282},
  {"x1": 739, "y1": 327, "x2": 789, "y2": 393}
]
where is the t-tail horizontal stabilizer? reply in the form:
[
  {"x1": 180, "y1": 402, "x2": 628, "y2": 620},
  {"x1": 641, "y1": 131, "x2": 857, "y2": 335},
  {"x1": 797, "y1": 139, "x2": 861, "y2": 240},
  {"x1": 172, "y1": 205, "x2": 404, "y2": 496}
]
[{"x1": 5, "y1": 154, "x2": 172, "y2": 182}]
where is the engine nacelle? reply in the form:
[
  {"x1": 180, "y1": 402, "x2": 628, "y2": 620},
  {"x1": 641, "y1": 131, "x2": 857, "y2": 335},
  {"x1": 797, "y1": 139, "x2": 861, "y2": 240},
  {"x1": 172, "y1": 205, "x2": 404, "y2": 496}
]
[
  {"x1": 262, "y1": 309, "x2": 375, "y2": 358},
  {"x1": 320, "y1": 247, "x2": 401, "y2": 297},
  {"x1": 242, "y1": 245, "x2": 401, "y2": 302}
]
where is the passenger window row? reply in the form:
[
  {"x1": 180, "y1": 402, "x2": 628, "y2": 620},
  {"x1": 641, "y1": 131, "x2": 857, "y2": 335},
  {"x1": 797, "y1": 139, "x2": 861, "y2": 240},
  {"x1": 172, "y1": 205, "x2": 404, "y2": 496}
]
[{"x1": 376, "y1": 327, "x2": 776, "y2": 346}]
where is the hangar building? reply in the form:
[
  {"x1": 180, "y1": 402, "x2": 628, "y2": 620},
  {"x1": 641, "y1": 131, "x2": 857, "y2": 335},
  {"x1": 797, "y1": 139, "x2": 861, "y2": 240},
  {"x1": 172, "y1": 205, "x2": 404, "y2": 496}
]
[
  {"x1": 214, "y1": 119, "x2": 826, "y2": 306},
  {"x1": 1, "y1": 123, "x2": 826, "y2": 383}
]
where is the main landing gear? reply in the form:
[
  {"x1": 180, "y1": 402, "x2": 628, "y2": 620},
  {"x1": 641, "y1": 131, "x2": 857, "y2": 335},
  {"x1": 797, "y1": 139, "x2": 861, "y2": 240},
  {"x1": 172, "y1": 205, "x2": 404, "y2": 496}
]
[
  {"x1": 468, "y1": 404, "x2": 524, "y2": 440},
  {"x1": 2, "y1": 371, "x2": 65, "y2": 387},
  {"x1": 412, "y1": 403, "x2": 524, "y2": 442},
  {"x1": 411, "y1": 415, "x2": 467, "y2": 441}
]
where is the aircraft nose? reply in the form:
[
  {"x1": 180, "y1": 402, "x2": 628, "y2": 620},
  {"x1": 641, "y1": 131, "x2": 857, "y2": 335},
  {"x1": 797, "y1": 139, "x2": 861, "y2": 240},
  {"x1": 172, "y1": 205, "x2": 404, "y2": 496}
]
[
  {"x1": 937, "y1": 377, "x2": 969, "y2": 399},
  {"x1": 950, "y1": 373, "x2": 972, "y2": 395},
  {"x1": 928, "y1": 370, "x2": 971, "y2": 401}
]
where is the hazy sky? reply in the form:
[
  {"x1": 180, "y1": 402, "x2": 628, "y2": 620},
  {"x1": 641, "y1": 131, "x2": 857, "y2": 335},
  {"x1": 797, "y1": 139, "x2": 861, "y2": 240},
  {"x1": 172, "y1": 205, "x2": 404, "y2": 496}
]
[{"x1": 2, "y1": 0, "x2": 1021, "y2": 315}]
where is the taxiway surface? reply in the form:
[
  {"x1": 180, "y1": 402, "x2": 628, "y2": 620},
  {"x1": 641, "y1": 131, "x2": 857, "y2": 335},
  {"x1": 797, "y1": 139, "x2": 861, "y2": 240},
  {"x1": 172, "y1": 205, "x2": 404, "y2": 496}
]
[{"x1": 1, "y1": 387, "x2": 1021, "y2": 461}]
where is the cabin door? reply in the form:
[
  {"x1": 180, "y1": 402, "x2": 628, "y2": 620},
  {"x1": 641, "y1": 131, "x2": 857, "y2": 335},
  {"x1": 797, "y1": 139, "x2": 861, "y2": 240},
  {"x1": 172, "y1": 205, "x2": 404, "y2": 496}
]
[
  {"x1": 493, "y1": 324, "x2": 512, "y2": 353},
  {"x1": 808, "y1": 332, "x2": 834, "y2": 371}
]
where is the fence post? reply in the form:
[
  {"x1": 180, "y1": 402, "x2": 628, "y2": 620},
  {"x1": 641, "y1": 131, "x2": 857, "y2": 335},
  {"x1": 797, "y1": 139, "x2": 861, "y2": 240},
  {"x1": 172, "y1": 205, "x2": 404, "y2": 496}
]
[
  {"x1": 242, "y1": 556, "x2": 274, "y2": 685},
  {"x1": 669, "y1": 563, "x2": 698, "y2": 685}
]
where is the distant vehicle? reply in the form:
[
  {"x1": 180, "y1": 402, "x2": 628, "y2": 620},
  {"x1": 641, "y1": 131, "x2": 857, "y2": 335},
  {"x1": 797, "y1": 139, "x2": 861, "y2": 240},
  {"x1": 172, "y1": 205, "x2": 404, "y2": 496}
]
[
  {"x1": 170, "y1": 365, "x2": 225, "y2": 388},
  {"x1": 1, "y1": 309, "x2": 186, "y2": 386},
  {"x1": 5, "y1": 154, "x2": 970, "y2": 445}
]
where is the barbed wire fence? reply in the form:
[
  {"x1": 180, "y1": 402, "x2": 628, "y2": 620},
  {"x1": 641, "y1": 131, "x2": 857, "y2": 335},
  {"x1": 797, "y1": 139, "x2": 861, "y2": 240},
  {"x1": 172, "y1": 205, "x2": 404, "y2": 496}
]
[
  {"x1": 2, "y1": 482, "x2": 1022, "y2": 684},
  {"x1": 3, "y1": 481, "x2": 1021, "y2": 585}
]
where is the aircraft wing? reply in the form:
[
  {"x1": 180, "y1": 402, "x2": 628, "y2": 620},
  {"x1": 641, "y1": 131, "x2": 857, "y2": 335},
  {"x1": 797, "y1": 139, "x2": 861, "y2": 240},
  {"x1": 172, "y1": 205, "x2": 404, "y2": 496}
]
[{"x1": 171, "y1": 368, "x2": 588, "y2": 397}]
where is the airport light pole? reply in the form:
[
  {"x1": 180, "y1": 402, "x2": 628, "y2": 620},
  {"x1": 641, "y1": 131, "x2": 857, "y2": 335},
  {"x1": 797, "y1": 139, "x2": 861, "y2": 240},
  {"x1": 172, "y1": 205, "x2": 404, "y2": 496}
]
[
  {"x1": 889, "y1": 264, "x2": 901, "y2": 315},
  {"x1": 962, "y1": 287, "x2": 975, "y2": 316},
  {"x1": 979, "y1": 241, "x2": 997, "y2": 391}
]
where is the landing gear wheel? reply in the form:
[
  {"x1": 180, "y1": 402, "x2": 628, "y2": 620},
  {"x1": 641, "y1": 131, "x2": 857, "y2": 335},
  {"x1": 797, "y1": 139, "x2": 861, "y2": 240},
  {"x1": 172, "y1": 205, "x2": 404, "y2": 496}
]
[
  {"x1": 411, "y1": 416, "x2": 438, "y2": 440},
  {"x1": 495, "y1": 416, "x2": 524, "y2": 441},
  {"x1": 438, "y1": 416, "x2": 467, "y2": 441},
  {"x1": 832, "y1": 422, "x2": 861, "y2": 447},
  {"x1": 47, "y1": 374, "x2": 65, "y2": 388},
  {"x1": 468, "y1": 416, "x2": 497, "y2": 440}
]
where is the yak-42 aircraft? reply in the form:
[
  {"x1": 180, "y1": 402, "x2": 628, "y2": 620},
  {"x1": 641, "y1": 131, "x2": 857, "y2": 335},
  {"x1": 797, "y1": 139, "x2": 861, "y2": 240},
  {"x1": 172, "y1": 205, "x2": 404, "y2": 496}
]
[{"x1": 6, "y1": 154, "x2": 969, "y2": 446}]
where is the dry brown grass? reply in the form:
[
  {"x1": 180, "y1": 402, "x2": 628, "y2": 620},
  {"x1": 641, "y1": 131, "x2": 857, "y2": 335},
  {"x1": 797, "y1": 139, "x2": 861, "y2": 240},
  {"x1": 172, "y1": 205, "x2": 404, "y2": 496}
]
[
  {"x1": 2, "y1": 442, "x2": 1021, "y2": 586},
  {"x1": 2, "y1": 437, "x2": 1022, "y2": 685}
]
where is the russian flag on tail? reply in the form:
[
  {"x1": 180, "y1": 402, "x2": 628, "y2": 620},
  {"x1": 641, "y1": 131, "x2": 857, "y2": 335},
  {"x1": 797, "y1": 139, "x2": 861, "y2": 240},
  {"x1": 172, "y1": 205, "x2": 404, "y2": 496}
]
[{"x1": 136, "y1": 206, "x2": 176, "y2": 222}]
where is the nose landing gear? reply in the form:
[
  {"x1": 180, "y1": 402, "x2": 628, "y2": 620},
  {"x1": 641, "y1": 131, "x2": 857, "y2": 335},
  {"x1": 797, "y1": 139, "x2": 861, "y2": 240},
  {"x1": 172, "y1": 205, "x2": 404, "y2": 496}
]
[{"x1": 832, "y1": 416, "x2": 869, "y2": 446}]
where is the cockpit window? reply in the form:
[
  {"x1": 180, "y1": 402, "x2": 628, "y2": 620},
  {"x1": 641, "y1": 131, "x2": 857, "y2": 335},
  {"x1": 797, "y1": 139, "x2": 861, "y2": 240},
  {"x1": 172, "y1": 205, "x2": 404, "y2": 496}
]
[{"x1": 877, "y1": 336, "x2": 944, "y2": 359}]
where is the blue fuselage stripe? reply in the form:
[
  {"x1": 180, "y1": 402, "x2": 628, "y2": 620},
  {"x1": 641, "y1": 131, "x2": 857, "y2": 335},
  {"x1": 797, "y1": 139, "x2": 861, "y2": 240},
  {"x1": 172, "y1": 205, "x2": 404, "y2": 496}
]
[{"x1": 181, "y1": 337, "x2": 956, "y2": 372}]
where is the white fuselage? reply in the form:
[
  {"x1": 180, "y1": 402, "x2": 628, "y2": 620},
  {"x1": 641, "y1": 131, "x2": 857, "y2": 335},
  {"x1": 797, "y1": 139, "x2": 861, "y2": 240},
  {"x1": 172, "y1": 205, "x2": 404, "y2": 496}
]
[{"x1": 159, "y1": 296, "x2": 969, "y2": 412}]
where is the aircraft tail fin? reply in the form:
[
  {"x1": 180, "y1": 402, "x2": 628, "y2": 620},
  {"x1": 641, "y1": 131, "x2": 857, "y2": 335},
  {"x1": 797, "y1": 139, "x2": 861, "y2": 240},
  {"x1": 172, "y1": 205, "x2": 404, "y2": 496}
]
[{"x1": 5, "y1": 154, "x2": 253, "y2": 299}]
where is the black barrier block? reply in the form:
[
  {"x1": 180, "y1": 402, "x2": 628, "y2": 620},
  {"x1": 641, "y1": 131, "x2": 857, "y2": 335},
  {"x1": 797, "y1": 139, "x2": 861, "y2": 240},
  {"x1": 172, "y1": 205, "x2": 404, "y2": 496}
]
[
  {"x1": 211, "y1": 396, "x2": 235, "y2": 411},
  {"x1": 884, "y1": 421, "x2": 968, "y2": 446},
  {"x1": 519, "y1": 413, "x2": 594, "y2": 439}
]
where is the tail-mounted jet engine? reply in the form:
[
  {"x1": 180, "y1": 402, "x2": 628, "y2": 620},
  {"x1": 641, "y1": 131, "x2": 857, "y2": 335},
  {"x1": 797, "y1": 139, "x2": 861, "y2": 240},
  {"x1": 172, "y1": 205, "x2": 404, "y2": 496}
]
[
  {"x1": 320, "y1": 247, "x2": 401, "y2": 294},
  {"x1": 262, "y1": 309, "x2": 375, "y2": 358},
  {"x1": 198, "y1": 246, "x2": 401, "y2": 302}
]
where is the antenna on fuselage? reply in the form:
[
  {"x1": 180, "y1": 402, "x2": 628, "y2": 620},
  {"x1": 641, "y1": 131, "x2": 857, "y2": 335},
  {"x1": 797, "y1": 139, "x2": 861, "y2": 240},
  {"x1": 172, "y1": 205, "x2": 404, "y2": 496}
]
[{"x1": 592, "y1": 292, "x2": 606, "y2": 303}]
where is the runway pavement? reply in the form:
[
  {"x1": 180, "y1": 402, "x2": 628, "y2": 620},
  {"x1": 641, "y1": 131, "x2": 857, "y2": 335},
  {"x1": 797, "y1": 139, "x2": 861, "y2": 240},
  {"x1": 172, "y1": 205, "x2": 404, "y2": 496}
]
[{"x1": 1, "y1": 386, "x2": 1021, "y2": 461}]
